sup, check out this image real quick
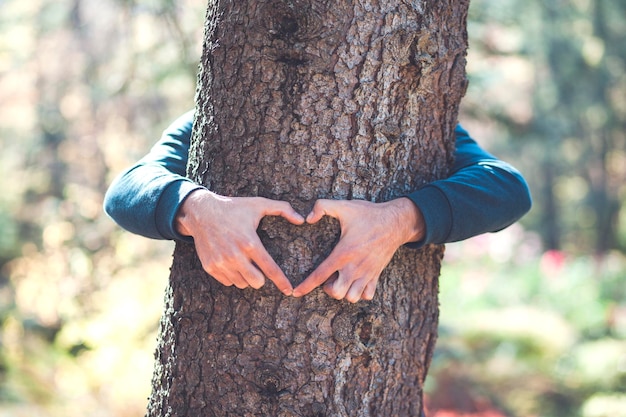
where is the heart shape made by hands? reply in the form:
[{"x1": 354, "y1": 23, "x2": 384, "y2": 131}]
[{"x1": 258, "y1": 215, "x2": 340, "y2": 286}]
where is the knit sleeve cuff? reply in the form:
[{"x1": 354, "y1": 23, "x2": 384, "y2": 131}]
[
  {"x1": 404, "y1": 185, "x2": 453, "y2": 248},
  {"x1": 155, "y1": 179, "x2": 205, "y2": 242}
]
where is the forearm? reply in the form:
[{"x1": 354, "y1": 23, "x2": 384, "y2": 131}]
[
  {"x1": 386, "y1": 197, "x2": 426, "y2": 245},
  {"x1": 174, "y1": 188, "x2": 228, "y2": 238},
  {"x1": 103, "y1": 111, "x2": 199, "y2": 240},
  {"x1": 406, "y1": 159, "x2": 532, "y2": 246},
  {"x1": 104, "y1": 162, "x2": 204, "y2": 240}
]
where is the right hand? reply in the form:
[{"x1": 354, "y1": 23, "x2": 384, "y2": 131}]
[
  {"x1": 292, "y1": 197, "x2": 424, "y2": 302},
  {"x1": 175, "y1": 189, "x2": 304, "y2": 295}
]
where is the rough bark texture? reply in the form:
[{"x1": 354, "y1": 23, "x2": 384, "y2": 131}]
[{"x1": 147, "y1": 1, "x2": 468, "y2": 416}]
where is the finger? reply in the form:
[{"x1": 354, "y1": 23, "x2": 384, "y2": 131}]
[
  {"x1": 212, "y1": 268, "x2": 246, "y2": 289},
  {"x1": 214, "y1": 263, "x2": 249, "y2": 289},
  {"x1": 201, "y1": 259, "x2": 234, "y2": 287},
  {"x1": 211, "y1": 274, "x2": 235, "y2": 287},
  {"x1": 231, "y1": 271, "x2": 252, "y2": 289},
  {"x1": 203, "y1": 254, "x2": 251, "y2": 289},
  {"x1": 208, "y1": 258, "x2": 264, "y2": 290},
  {"x1": 306, "y1": 199, "x2": 337, "y2": 224},
  {"x1": 263, "y1": 200, "x2": 305, "y2": 225},
  {"x1": 362, "y1": 280, "x2": 377, "y2": 300},
  {"x1": 238, "y1": 262, "x2": 266, "y2": 290},
  {"x1": 344, "y1": 278, "x2": 369, "y2": 303},
  {"x1": 251, "y1": 246, "x2": 293, "y2": 295},
  {"x1": 293, "y1": 256, "x2": 340, "y2": 297},
  {"x1": 323, "y1": 270, "x2": 353, "y2": 300}
]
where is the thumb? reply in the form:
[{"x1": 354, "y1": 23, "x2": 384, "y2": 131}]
[
  {"x1": 263, "y1": 199, "x2": 305, "y2": 225},
  {"x1": 306, "y1": 199, "x2": 336, "y2": 224}
]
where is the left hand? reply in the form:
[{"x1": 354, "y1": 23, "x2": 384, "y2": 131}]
[{"x1": 292, "y1": 197, "x2": 425, "y2": 303}]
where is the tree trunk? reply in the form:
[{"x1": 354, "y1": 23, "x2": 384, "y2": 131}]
[{"x1": 147, "y1": 1, "x2": 468, "y2": 416}]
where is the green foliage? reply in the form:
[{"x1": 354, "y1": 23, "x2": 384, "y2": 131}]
[
  {"x1": 582, "y1": 393, "x2": 626, "y2": 417},
  {"x1": 0, "y1": 0, "x2": 205, "y2": 415},
  {"x1": 461, "y1": 0, "x2": 626, "y2": 255},
  {"x1": 427, "y1": 230, "x2": 626, "y2": 416}
]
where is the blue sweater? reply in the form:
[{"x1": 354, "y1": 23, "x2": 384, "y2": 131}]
[{"x1": 104, "y1": 111, "x2": 531, "y2": 246}]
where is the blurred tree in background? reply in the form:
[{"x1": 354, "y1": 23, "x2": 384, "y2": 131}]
[
  {"x1": 0, "y1": 1, "x2": 204, "y2": 415},
  {"x1": 461, "y1": 0, "x2": 626, "y2": 256},
  {"x1": 0, "y1": 0, "x2": 624, "y2": 416},
  {"x1": 427, "y1": 1, "x2": 626, "y2": 416}
]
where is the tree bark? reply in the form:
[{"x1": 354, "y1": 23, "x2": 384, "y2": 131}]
[{"x1": 147, "y1": 1, "x2": 468, "y2": 416}]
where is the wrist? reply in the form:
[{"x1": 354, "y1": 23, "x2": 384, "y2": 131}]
[
  {"x1": 389, "y1": 197, "x2": 425, "y2": 244},
  {"x1": 175, "y1": 188, "x2": 213, "y2": 237}
]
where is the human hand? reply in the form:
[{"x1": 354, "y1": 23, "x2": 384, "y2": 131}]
[
  {"x1": 292, "y1": 198, "x2": 425, "y2": 303},
  {"x1": 175, "y1": 189, "x2": 305, "y2": 294}
]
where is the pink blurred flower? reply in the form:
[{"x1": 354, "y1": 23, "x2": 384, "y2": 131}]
[{"x1": 539, "y1": 249, "x2": 566, "y2": 277}]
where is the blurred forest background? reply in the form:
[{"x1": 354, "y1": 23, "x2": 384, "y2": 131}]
[{"x1": 0, "y1": 0, "x2": 624, "y2": 416}]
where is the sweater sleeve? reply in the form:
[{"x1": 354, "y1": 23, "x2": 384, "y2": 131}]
[
  {"x1": 105, "y1": 115, "x2": 531, "y2": 246},
  {"x1": 405, "y1": 125, "x2": 532, "y2": 247},
  {"x1": 103, "y1": 110, "x2": 204, "y2": 241}
]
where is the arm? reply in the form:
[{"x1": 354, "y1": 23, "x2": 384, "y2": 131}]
[
  {"x1": 103, "y1": 110, "x2": 203, "y2": 241},
  {"x1": 105, "y1": 114, "x2": 530, "y2": 299},
  {"x1": 406, "y1": 125, "x2": 532, "y2": 247},
  {"x1": 291, "y1": 197, "x2": 425, "y2": 301},
  {"x1": 103, "y1": 111, "x2": 304, "y2": 293},
  {"x1": 293, "y1": 126, "x2": 532, "y2": 302}
]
